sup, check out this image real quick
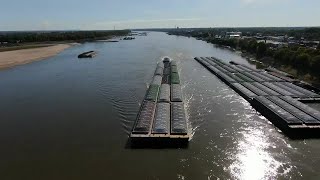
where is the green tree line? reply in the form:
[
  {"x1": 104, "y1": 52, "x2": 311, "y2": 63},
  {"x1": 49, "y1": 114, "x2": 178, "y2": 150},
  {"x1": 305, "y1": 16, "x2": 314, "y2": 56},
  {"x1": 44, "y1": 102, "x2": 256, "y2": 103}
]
[
  {"x1": 208, "y1": 38, "x2": 320, "y2": 78},
  {"x1": 169, "y1": 27, "x2": 320, "y2": 41},
  {"x1": 0, "y1": 30, "x2": 130, "y2": 43}
]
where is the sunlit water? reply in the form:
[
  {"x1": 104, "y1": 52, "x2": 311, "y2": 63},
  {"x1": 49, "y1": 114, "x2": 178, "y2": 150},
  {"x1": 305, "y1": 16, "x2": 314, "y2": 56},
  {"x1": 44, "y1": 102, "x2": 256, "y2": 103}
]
[{"x1": 0, "y1": 32, "x2": 319, "y2": 179}]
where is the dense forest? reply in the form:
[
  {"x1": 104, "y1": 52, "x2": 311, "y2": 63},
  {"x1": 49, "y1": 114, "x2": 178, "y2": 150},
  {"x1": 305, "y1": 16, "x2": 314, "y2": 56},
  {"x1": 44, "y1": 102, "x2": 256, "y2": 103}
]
[{"x1": 0, "y1": 30, "x2": 130, "y2": 43}]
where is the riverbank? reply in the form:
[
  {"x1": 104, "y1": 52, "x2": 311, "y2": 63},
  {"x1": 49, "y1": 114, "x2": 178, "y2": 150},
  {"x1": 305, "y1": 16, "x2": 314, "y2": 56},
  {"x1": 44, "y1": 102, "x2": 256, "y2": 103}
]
[
  {"x1": 0, "y1": 44, "x2": 53, "y2": 52},
  {"x1": 174, "y1": 34, "x2": 320, "y2": 87},
  {"x1": 0, "y1": 44, "x2": 73, "y2": 69}
]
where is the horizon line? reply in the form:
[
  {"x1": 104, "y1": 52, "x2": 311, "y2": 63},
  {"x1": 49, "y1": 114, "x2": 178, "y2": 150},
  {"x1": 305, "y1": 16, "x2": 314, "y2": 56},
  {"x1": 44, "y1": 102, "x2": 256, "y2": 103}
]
[{"x1": 1, "y1": 26, "x2": 320, "y2": 32}]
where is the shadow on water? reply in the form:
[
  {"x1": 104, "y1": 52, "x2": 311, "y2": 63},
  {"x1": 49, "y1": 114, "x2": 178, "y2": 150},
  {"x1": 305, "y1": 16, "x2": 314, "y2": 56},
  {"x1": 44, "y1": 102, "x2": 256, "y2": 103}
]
[{"x1": 124, "y1": 138, "x2": 189, "y2": 149}]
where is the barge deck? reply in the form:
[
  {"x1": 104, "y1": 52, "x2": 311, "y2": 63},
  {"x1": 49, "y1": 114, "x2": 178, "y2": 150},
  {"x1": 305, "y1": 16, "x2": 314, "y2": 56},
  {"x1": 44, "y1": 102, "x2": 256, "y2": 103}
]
[{"x1": 130, "y1": 57, "x2": 189, "y2": 147}]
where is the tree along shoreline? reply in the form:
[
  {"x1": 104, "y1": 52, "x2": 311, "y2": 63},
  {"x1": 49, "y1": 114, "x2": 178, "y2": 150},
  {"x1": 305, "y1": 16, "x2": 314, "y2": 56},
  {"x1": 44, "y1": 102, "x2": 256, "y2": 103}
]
[
  {"x1": 169, "y1": 29, "x2": 320, "y2": 86},
  {"x1": 207, "y1": 38, "x2": 320, "y2": 85},
  {"x1": 0, "y1": 30, "x2": 130, "y2": 48}
]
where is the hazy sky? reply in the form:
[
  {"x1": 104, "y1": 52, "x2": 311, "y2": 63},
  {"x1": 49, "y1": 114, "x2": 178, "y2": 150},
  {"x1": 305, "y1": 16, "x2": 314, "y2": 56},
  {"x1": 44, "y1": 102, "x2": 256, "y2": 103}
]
[{"x1": 0, "y1": 0, "x2": 319, "y2": 30}]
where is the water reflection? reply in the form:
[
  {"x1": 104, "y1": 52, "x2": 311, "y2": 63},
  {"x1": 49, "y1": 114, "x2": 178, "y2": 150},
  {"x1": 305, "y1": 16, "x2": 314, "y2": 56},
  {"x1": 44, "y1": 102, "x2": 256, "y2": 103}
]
[
  {"x1": 228, "y1": 98, "x2": 293, "y2": 179},
  {"x1": 230, "y1": 128, "x2": 282, "y2": 179}
]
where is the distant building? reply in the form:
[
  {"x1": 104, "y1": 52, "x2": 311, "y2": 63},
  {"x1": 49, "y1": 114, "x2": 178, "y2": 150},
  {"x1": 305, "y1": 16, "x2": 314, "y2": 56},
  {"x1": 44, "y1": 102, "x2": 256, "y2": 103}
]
[
  {"x1": 268, "y1": 36, "x2": 285, "y2": 42},
  {"x1": 229, "y1": 34, "x2": 241, "y2": 39},
  {"x1": 267, "y1": 40, "x2": 287, "y2": 49},
  {"x1": 301, "y1": 40, "x2": 319, "y2": 48},
  {"x1": 255, "y1": 36, "x2": 265, "y2": 40},
  {"x1": 241, "y1": 36, "x2": 253, "y2": 40},
  {"x1": 226, "y1": 32, "x2": 242, "y2": 39},
  {"x1": 288, "y1": 37, "x2": 295, "y2": 41}
]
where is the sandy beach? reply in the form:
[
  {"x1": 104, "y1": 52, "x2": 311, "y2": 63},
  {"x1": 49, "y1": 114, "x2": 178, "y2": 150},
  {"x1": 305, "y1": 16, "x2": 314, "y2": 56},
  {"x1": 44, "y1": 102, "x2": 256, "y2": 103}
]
[{"x1": 0, "y1": 44, "x2": 71, "y2": 69}]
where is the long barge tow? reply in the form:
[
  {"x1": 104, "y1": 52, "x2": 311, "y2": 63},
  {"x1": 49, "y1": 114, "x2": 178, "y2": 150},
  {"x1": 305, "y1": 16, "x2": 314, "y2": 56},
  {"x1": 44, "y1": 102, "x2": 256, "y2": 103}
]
[
  {"x1": 130, "y1": 57, "x2": 189, "y2": 147},
  {"x1": 195, "y1": 56, "x2": 320, "y2": 138}
]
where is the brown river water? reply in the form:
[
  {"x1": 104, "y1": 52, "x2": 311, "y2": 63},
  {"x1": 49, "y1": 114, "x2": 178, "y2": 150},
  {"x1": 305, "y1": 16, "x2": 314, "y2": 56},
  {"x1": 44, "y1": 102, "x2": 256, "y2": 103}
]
[{"x1": 0, "y1": 32, "x2": 320, "y2": 179}]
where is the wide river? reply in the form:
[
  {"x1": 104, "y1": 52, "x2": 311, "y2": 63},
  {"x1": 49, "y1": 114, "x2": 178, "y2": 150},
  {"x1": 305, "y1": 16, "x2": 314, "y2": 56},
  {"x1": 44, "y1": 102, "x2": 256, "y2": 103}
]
[{"x1": 1, "y1": 32, "x2": 320, "y2": 179}]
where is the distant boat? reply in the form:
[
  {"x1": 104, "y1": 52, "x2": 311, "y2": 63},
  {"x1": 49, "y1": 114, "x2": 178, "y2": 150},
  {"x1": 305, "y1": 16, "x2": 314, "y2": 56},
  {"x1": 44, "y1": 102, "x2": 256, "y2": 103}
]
[
  {"x1": 123, "y1": 37, "x2": 135, "y2": 40},
  {"x1": 78, "y1": 51, "x2": 97, "y2": 58},
  {"x1": 97, "y1": 40, "x2": 119, "y2": 42},
  {"x1": 139, "y1": 32, "x2": 147, "y2": 36}
]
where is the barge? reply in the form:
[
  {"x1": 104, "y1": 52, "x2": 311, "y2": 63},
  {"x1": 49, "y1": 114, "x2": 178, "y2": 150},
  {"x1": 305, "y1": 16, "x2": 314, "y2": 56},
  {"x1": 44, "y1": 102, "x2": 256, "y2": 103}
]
[
  {"x1": 123, "y1": 37, "x2": 135, "y2": 40},
  {"x1": 130, "y1": 57, "x2": 189, "y2": 147},
  {"x1": 78, "y1": 51, "x2": 97, "y2": 58},
  {"x1": 195, "y1": 56, "x2": 320, "y2": 138}
]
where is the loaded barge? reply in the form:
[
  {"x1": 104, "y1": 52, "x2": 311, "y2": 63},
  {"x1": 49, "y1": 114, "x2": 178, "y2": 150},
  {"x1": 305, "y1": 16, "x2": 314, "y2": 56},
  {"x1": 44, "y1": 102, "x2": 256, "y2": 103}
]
[
  {"x1": 78, "y1": 51, "x2": 97, "y2": 58},
  {"x1": 130, "y1": 57, "x2": 189, "y2": 147},
  {"x1": 195, "y1": 57, "x2": 320, "y2": 138}
]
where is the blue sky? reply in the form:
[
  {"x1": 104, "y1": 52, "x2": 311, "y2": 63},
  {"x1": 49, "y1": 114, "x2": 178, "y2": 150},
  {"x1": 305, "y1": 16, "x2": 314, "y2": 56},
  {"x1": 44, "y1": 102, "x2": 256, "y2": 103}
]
[{"x1": 0, "y1": 0, "x2": 319, "y2": 30}]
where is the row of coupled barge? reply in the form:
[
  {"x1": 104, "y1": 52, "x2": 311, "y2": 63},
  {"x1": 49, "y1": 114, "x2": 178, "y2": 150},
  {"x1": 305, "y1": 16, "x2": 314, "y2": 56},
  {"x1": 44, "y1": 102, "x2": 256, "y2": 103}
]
[
  {"x1": 130, "y1": 57, "x2": 189, "y2": 147},
  {"x1": 129, "y1": 55, "x2": 320, "y2": 147},
  {"x1": 195, "y1": 57, "x2": 320, "y2": 138}
]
